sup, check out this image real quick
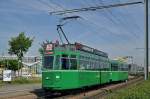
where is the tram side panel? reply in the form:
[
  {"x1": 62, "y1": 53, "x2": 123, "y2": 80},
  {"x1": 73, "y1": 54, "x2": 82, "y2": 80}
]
[
  {"x1": 110, "y1": 71, "x2": 128, "y2": 82},
  {"x1": 110, "y1": 60, "x2": 128, "y2": 82},
  {"x1": 100, "y1": 71, "x2": 110, "y2": 84},
  {"x1": 42, "y1": 70, "x2": 79, "y2": 91},
  {"x1": 78, "y1": 70, "x2": 100, "y2": 87}
]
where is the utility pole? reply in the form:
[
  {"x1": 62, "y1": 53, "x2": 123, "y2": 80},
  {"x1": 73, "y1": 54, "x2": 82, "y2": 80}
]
[{"x1": 144, "y1": 0, "x2": 149, "y2": 80}]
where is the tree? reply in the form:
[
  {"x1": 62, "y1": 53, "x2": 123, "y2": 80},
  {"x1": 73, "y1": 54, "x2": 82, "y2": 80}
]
[
  {"x1": 0, "y1": 60, "x2": 6, "y2": 70},
  {"x1": 7, "y1": 59, "x2": 21, "y2": 77},
  {"x1": 7, "y1": 60, "x2": 21, "y2": 71},
  {"x1": 8, "y1": 32, "x2": 33, "y2": 76},
  {"x1": 0, "y1": 59, "x2": 21, "y2": 77}
]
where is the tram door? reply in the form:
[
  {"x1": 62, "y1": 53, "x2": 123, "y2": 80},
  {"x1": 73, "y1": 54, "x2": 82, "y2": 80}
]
[{"x1": 61, "y1": 54, "x2": 69, "y2": 69}]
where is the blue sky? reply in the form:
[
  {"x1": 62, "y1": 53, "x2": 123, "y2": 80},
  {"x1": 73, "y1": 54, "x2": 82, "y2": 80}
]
[{"x1": 0, "y1": 0, "x2": 148, "y2": 65}]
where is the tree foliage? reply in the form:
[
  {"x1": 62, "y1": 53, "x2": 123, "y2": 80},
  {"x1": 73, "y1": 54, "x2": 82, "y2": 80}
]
[
  {"x1": 8, "y1": 32, "x2": 33, "y2": 61},
  {"x1": 7, "y1": 60, "x2": 21, "y2": 71},
  {"x1": 0, "y1": 60, "x2": 5, "y2": 68},
  {"x1": 0, "y1": 60, "x2": 21, "y2": 71},
  {"x1": 8, "y1": 32, "x2": 33, "y2": 75}
]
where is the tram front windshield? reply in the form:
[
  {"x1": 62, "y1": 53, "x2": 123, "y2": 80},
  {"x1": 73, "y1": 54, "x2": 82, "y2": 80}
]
[{"x1": 44, "y1": 56, "x2": 54, "y2": 69}]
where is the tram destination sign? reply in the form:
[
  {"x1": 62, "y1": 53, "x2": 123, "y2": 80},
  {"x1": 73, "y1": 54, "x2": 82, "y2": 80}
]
[
  {"x1": 82, "y1": 45, "x2": 93, "y2": 52},
  {"x1": 75, "y1": 42, "x2": 93, "y2": 52},
  {"x1": 94, "y1": 49, "x2": 108, "y2": 57},
  {"x1": 46, "y1": 44, "x2": 53, "y2": 51},
  {"x1": 75, "y1": 42, "x2": 108, "y2": 57},
  {"x1": 45, "y1": 43, "x2": 53, "y2": 55}
]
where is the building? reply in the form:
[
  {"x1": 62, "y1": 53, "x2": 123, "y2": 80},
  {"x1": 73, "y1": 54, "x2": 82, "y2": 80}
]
[{"x1": 0, "y1": 56, "x2": 42, "y2": 77}]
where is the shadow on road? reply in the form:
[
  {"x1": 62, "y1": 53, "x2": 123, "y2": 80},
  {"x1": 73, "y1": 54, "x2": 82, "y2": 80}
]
[{"x1": 30, "y1": 89, "x2": 64, "y2": 99}]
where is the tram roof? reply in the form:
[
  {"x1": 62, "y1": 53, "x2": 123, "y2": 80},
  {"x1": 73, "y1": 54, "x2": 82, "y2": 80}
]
[{"x1": 46, "y1": 42, "x2": 108, "y2": 57}]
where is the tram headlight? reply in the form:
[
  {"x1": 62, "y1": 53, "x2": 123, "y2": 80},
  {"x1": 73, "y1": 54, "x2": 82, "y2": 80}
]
[{"x1": 56, "y1": 75, "x2": 60, "y2": 79}]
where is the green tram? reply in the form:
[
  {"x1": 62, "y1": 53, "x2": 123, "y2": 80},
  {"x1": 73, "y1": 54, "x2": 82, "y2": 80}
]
[{"x1": 42, "y1": 42, "x2": 128, "y2": 91}]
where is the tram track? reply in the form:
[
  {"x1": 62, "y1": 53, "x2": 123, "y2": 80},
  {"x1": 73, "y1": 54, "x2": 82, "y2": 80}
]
[
  {"x1": 86, "y1": 77, "x2": 143, "y2": 99},
  {"x1": 41, "y1": 76, "x2": 144, "y2": 99},
  {"x1": 0, "y1": 76, "x2": 143, "y2": 99}
]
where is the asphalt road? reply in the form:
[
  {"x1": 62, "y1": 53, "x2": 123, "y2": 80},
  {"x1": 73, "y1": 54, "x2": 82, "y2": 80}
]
[{"x1": 0, "y1": 83, "x2": 42, "y2": 98}]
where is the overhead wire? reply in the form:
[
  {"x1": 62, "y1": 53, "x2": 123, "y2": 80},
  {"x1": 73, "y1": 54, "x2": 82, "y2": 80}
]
[
  {"x1": 97, "y1": 0, "x2": 140, "y2": 41},
  {"x1": 39, "y1": 0, "x2": 71, "y2": 44},
  {"x1": 38, "y1": 0, "x2": 58, "y2": 12},
  {"x1": 45, "y1": 0, "x2": 122, "y2": 48},
  {"x1": 76, "y1": 9, "x2": 133, "y2": 52},
  {"x1": 115, "y1": 0, "x2": 143, "y2": 36},
  {"x1": 114, "y1": 0, "x2": 144, "y2": 62},
  {"x1": 38, "y1": 0, "x2": 142, "y2": 56},
  {"x1": 115, "y1": 0, "x2": 144, "y2": 34},
  {"x1": 95, "y1": 0, "x2": 142, "y2": 50},
  {"x1": 81, "y1": 0, "x2": 140, "y2": 43},
  {"x1": 77, "y1": 0, "x2": 142, "y2": 54},
  {"x1": 79, "y1": 0, "x2": 138, "y2": 43},
  {"x1": 75, "y1": 18, "x2": 132, "y2": 51},
  {"x1": 79, "y1": 14, "x2": 136, "y2": 52},
  {"x1": 111, "y1": 0, "x2": 144, "y2": 58},
  {"x1": 71, "y1": 0, "x2": 138, "y2": 49},
  {"x1": 97, "y1": 0, "x2": 143, "y2": 61}
]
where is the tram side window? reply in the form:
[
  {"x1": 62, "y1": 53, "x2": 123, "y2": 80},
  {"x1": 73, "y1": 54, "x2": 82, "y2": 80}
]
[
  {"x1": 54, "y1": 55, "x2": 60, "y2": 70},
  {"x1": 90, "y1": 61, "x2": 93, "y2": 69},
  {"x1": 70, "y1": 55, "x2": 77, "y2": 69},
  {"x1": 104, "y1": 62, "x2": 110, "y2": 70},
  {"x1": 79, "y1": 60, "x2": 85, "y2": 69},
  {"x1": 125, "y1": 64, "x2": 128, "y2": 71},
  {"x1": 111, "y1": 64, "x2": 118, "y2": 71},
  {"x1": 122, "y1": 64, "x2": 128, "y2": 71},
  {"x1": 85, "y1": 56, "x2": 89, "y2": 69},
  {"x1": 86, "y1": 60, "x2": 90, "y2": 69},
  {"x1": 100, "y1": 62, "x2": 104, "y2": 70},
  {"x1": 119, "y1": 64, "x2": 124, "y2": 71},
  {"x1": 79, "y1": 56, "x2": 87, "y2": 70},
  {"x1": 44, "y1": 56, "x2": 54, "y2": 69},
  {"x1": 119, "y1": 64, "x2": 123, "y2": 71},
  {"x1": 61, "y1": 54, "x2": 69, "y2": 69}
]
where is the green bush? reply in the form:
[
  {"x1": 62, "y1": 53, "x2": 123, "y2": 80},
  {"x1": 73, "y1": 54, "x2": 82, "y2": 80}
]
[
  {"x1": 12, "y1": 77, "x2": 41, "y2": 84},
  {"x1": 12, "y1": 77, "x2": 30, "y2": 84},
  {"x1": 0, "y1": 77, "x2": 41, "y2": 85}
]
